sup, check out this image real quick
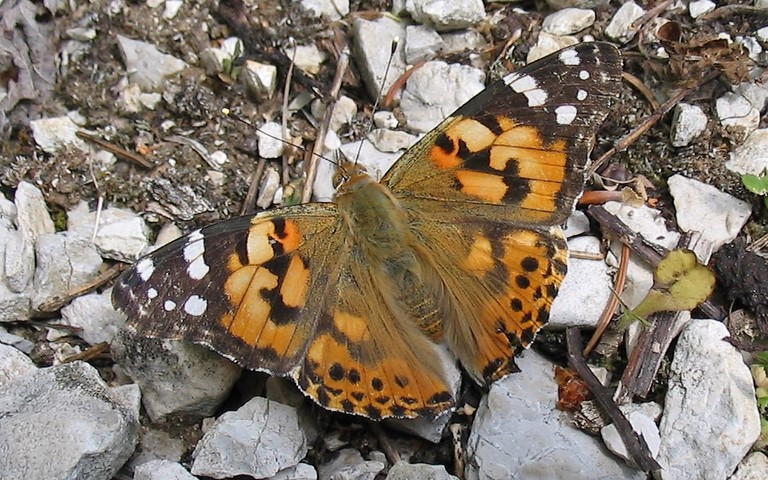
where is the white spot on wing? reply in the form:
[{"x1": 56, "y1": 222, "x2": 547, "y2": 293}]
[
  {"x1": 184, "y1": 295, "x2": 207, "y2": 316},
  {"x1": 164, "y1": 300, "x2": 176, "y2": 311},
  {"x1": 147, "y1": 288, "x2": 158, "y2": 299},
  {"x1": 577, "y1": 89, "x2": 588, "y2": 101},
  {"x1": 183, "y1": 230, "x2": 210, "y2": 280},
  {"x1": 559, "y1": 49, "x2": 580, "y2": 66},
  {"x1": 504, "y1": 74, "x2": 548, "y2": 107},
  {"x1": 579, "y1": 70, "x2": 590, "y2": 80},
  {"x1": 136, "y1": 258, "x2": 155, "y2": 282},
  {"x1": 555, "y1": 105, "x2": 578, "y2": 125}
]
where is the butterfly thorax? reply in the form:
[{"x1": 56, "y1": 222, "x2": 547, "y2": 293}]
[
  {"x1": 335, "y1": 173, "x2": 412, "y2": 261},
  {"x1": 335, "y1": 173, "x2": 446, "y2": 340}
]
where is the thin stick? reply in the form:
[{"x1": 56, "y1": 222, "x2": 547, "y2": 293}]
[
  {"x1": 76, "y1": 131, "x2": 154, "y2": 169},
  {"x1": 301, "y1": 50, "x2": 349, "y2": 204},
  {"x1": 566, "y1": 328, "x2": 661, "y2": 472},
  {"x1": 583, "y1": 243, "x2": 630, "y2": 357},
  {"x1": 240, "y1": 157, "x2": 267, "y2": 215},
  {"x1": 37, "y1": 264, "x2": 126, "y2": 313}
]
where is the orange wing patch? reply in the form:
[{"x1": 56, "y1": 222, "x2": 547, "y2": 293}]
[
  {"x1": 296, "y1": 313, "x2": 453, "y2": 419},
  {"x1": 221, "y1": 218, "x2": 313, "y2": 359}
]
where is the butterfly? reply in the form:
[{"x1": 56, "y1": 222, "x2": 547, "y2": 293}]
[{"x1": 112, "y1": 42, "x2": 622, "y2": 420}]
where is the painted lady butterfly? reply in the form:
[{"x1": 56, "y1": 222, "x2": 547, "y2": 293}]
[{"x1": 113, "y1": 42, "x2": 622, "y2": 419}]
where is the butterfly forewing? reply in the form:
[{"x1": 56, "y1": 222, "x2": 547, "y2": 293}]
[
  {"x1": 113, "y1": 205, "x2": 343, "y2": 374},
  {"x1": 383, "y1": 42, "x2": 622, "y2": 226}
]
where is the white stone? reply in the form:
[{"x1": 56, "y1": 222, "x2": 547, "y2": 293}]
[
  {"x1": 317, "y1": 448, "x2": 385, "y2": 480},
  {"x1": 13, "y1": 181, "x2": 54, "y2": 243},
  {"x1": 3, "y1": 229, "x2": 34, "y2": 292},
  {"x1": 352, "y1": 17, "x2": 407, "y2": 101},
  {"x1": 311, "y1": 95, "x2": 358, "y2": 133},
  {"x1": 601, "y1": 410, "x2": 661, "y2": 466},
  {"x1": 32, "y1": 232, "x2": 104, "y2": 310},
  {"x1": 605, "y1": 1, "x2": 646, "y2": 43},
  {"x1": 386, "y1": 461, "x2": 458, "y2": 479},
  {"x1": 29, "y1": 116, "x2": 88, "y2": 154},
  {"x1": 670, "y1": 103, "x2": 708, "y2": 147},
  {"x1": 440, "y1": 29, "x2": 487, "y2": 56},
  {"x1": 757, "y1": 26, "x2": 768, "y2": 43},
  {"x1": 116, "y1": 35, "x2": 187, "y2": 91},
  {"x1": 300, "y1": 0, "x2": 349, "y2": 21},
  {"x1": 667, "y1": 175, "x2": 751, "y2": 251},
  {"x1": 689, "y1": 0, "x2": 715, "y2": 18},
  {"x1": 367, "y1": 128, "x2": 418, "y2": 152},
  {"x1": 405, "y1": 24, "x2": 443, "y2": 64},
  {"x1": 0, "y1": 362, "x2": 139, "y2": 480},
  {"x1": 401, "y1": 61, "x2": 485, "y2": 133},
  {"x1": 257, "y1": 121, "x2": 285, "y2": 158},
  {"x1": 191, "y1": 397, "x2": 308, "y2": 479},
  {"x1": 60, "y1": 291, "x2": 126, "y2": 345},
  {"x1": 563, "y1": 210, "x2": 590, "y2": 238},
  {"x1": 110, "y1": 330, "x2": 242, "y2": 422},
  {"x1": 161, "y1": 0, "x2": 183, "y2": 19},
  {"x1": 283, "y1": 44, "x2": 326, "y2": 75},
  {"x1": 270, "y1": 463, "x2": 318, "y2": 480},
  {"x1": 256, "y1": 166, "x2": 281, "y2": 209},
  {"x1": 730, "y1": 452, "x2": 768, "y2": 480},
  {"x1": 542, "y1": 8, "x2": 596, "y2": 36},
  {"x1": 735, "y1": 82, "x2": 768, "y2": 113},
  {"x1": 374, "y1": 111, "x2": 398, "y2": 129},
  {"x1": 527, "y1": 31, "x2": 579, "y2": 63},
  {"x1": 550, "y1": 236, "x2": 613, "y2": 328},
  {"x1": 727, "y1": 128, "x2": 768, "y2": 175},
  {"x1": 405, "y1": 0, "x2": 485, "y2": 32},
  {"x1": 67, "y1": 202, "x2": 151, "y2": 262},
  {"x1": 466, "y1": 351, "x2": 646, "y2": 480},
  {"x1": 716, "y1": 92, "x2": 760, "y2": 141},
  {"x1": 656, "y1": 320, "x2": 760, "y2": 480},
  {"x1": 134, "y1": 460, "x2": 196, "y2": 480},
  {"x1": 738, "y1": 36, "x2": 763, "y2": 61},
  {"x1": 0, "y1": 344, "x2": 37, "y2": 387},
  {"x1": 241, "y1": 60, "x2": 277, "y2": 100}
]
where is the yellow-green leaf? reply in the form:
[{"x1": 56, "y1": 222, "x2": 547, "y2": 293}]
[{"x1": 628, "y1": 249, "x2": 716, "y2": 321}]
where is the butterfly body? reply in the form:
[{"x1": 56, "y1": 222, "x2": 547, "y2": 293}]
[{"x1": 113, "y1": 42, "x2": 623, "y2": 419}]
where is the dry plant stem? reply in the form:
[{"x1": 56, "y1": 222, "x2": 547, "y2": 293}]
[
  {"x1": 301, "y1": 51, "x2": 349, "y2": 204},
  {"x1": 579, "y1": 189, "x2": 625, "y2": 205},
  {"x1": 62, "y1": 342, "x2": 110, "y2": 363},
  {"x1": 566, "y1": 328, "x2": 661, "y2": 472},
  {"x1": 589, "y1": 70, "x2": 720, "y2": 175},
  {"x1": 383, "y1": 60, "x2": 426, "y2": 109},
  {"x1": 37, "y1": 263, "x2": 127, "y2": 313},
  {"x1": 282, "y1": 41, "x2": 297, "y2": 185},
  {"x1": 240, "y1": 157, "x2": 267, "y2": 215},
  {"x1": 622, "y1": 72, "x2": 660, "y2": 110},
  {"x1": 369, "y1": 422, "x2": 400, "y2": 465},
  {"x1": 76, "y1": 131, "x2": 154, "y2": 169},
  {"x1": 630, "y1": 0, "x2": 676, "y2": 31},
  {"x1": 583, "y1": 243, "x2": 630, "y2": 357}
]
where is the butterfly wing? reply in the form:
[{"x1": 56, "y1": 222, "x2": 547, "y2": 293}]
[
  {"x1": 383, "y1": 42, "x2": 622, "y2": 226},
  {"x1": 382, "y1": 42, "x2": 622, "y2": 384},
  {"x1": 113, "y1": 203, "x2": 453, "y2": 419}
]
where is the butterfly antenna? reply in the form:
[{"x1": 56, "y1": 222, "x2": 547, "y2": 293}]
[{"x1": 354, "y1": 38, "x2": 400, "y2": 165}]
